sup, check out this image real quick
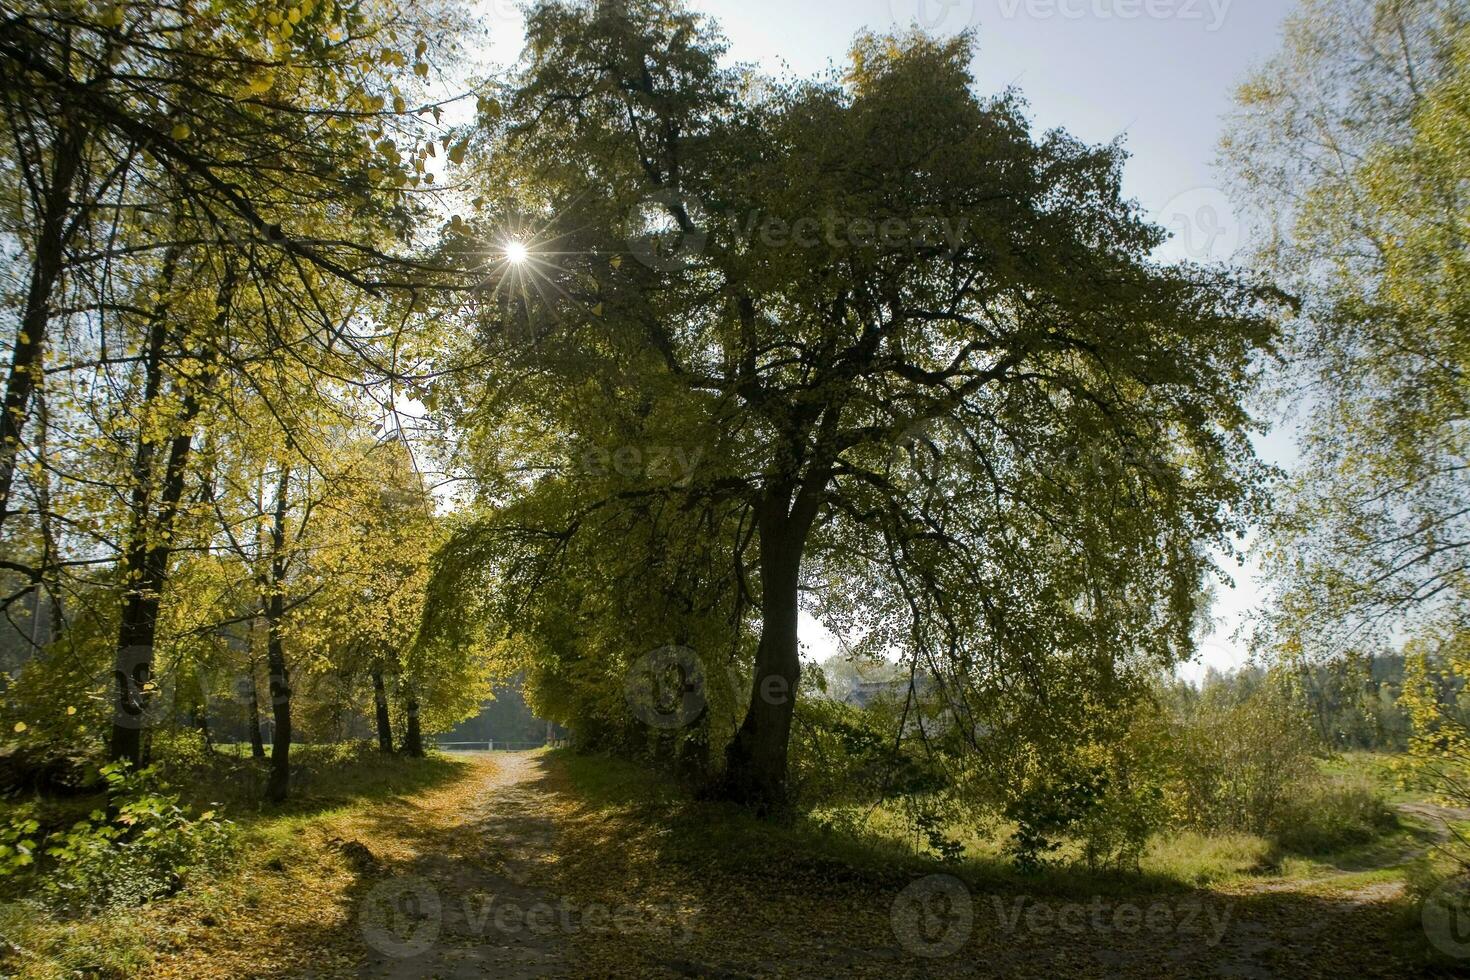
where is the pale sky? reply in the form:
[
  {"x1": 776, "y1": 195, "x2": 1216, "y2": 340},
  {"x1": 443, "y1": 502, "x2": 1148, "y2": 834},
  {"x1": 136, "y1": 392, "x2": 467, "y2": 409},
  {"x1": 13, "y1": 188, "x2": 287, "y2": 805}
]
[{"x1": 469, "y1": 0, "x2": 1301, "y2": 681}]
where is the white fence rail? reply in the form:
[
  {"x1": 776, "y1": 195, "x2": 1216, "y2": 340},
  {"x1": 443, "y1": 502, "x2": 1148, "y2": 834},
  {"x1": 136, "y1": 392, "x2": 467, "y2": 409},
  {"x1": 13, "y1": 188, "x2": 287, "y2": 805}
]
[{"x1": 433, "y1": 740, "x2": 551, "y2": 751}]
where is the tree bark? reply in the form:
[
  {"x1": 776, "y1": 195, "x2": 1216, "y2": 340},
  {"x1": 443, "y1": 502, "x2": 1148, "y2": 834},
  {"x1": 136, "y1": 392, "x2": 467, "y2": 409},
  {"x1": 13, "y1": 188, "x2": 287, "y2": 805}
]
[
  {"x1": 372, "y1": 668, "x2": 393, "y2": 752},
  {"x1": 195, "y1": 696, "x2": 213, "y2": 751},
  {"x1": 108, "y1": 408, "x2": 197, "y2": 767},
  {"x1": 403, "y1": 695, "x2": 424, "y2": 757},
  {"x1": 0, "y1": 120, "x2": 84, "y2": 532},
  {"x1": 248, "y1": 666, "x2": 266, "y2": 760},
  {"x1": 33, "y1": 392, "x2": 63, "y2": 647},
  {"x1": 720, "y1": 490, "x2": 816, "y2": 812},
  {"x1": 107, "y1": 261, "x2": 198, "y2": 764},
  {"x1": 108, "y1": 256, "x2": 228, "y2": 765},
  {"x1": 263, "y1": 464, "x2": 292, "y2": 802}
]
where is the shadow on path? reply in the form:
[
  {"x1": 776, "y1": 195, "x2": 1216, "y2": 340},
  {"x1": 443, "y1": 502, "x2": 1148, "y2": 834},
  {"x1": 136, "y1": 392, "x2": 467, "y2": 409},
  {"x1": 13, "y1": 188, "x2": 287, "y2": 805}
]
[{"x1": 268, "y1": 751, "x2": 1450, "y2": 979}]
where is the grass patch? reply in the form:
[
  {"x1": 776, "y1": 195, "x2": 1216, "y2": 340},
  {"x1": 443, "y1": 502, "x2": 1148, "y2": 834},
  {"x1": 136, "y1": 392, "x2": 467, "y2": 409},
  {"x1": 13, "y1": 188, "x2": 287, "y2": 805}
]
[
  {"x1": 1318, "y1": 751, "x2": 1422, "y2": 805},
  {"x1": 1140, "y1": 831, "x2": 1272, "y2": 885},
  {"x1": 1274, "y1": 773, "x2": 1401, "y2": 855},
  {"x1": 161, "y1": 740, "x2": 469, "y2": 816}
]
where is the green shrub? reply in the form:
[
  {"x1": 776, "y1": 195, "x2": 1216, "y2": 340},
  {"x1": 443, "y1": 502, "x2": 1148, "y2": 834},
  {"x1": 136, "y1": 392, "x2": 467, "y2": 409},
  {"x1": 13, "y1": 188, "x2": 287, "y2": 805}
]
[
  {"x1": 2, "y1": 763, "x2": 236, "y2": 914},
  {"x1": 789, "y1": 696, "x2": 922, "y2": 807},
  {"x1": 1004, "y1": 766, "x2": 1110, "y2": 873},
  {"x1": 0, "y1": 808, "x2": 39, "y2": 877},
  {"x1": 1175, "y1": 675, "x2": 1321, "y2": 835}
]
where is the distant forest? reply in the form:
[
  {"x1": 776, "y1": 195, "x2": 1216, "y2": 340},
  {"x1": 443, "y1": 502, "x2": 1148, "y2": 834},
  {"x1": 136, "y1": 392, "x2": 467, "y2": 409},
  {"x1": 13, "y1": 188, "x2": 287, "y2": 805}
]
[{"x1": 818, "y1": 652, "x2": 1440, "y2": 754}]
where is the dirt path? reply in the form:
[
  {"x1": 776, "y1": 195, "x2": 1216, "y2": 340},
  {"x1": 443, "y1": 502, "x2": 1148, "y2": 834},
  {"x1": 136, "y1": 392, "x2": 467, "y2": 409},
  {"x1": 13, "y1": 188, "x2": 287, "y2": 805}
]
[
  {"x1": 355, "y1": 752, "x2": 570, "y2": 979},
  {"x1": 1398, "y1": 800, "x2": 1470, "y2": 847}
]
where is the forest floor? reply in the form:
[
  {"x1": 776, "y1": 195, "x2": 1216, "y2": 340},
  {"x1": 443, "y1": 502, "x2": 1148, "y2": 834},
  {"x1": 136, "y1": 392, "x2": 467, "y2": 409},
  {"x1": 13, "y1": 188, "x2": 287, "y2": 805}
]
[{"x1": 4, "y1": 749, "x2": 1463, "y2": 978}]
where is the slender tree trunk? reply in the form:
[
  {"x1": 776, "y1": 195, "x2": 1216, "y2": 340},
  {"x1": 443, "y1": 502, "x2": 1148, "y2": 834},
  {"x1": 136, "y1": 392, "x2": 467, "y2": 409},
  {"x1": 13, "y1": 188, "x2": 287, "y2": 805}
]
[
  {"x1": 248, "y1": 667, "x2": 266, "y2": 760},
  {"x1": 33, "y1": 392, "x2": 63, "y2": 647},
  {"x1": 108, "y1": 415, "x2": 199, "y2": 764},
  {"x1": 108, "y1": 258, "x2": 229, "y2": 765},
  {"x1": 403, "y1": 694, "x2": 423, "y2": 757},
  {"x1": 263, "y1": 465, "x2": 292, "y2": 802},
  {"x1": 0, "y1": 121, "x2": 84, "y2": 532},
  {"x1": 195, "y1": 697, "x2": 213, "y2": 751},
  {"x1": 372, "y1": 668, "x2": 393, "y2": 752},
  {"x1": 721, "y1": 491, "x2": 816, "y2": 811},
  {"x1": 108, "y1": 278, "x2": 172, "y2": 765},
  {"x1": 264, "y1": 604, "x2": 291, "y2": 801}
]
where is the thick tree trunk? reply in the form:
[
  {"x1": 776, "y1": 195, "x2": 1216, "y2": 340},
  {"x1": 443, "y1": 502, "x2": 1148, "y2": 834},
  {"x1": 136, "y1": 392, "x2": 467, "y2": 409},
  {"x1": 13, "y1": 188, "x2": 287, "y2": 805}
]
[
  {"x1": 263, "y1": 465, "x2": 292, "y2": 802},
  {"x1": 0, "y1": 122, "x2": 83, "y2": 532},
  {"x1": 372, "y1": 669, "x2": 393, "y2": 752},
  {"x1": 403, "y1": 696, "x2": 424, "y2": 757},
  {"x1": 721, "y1": 496, "x2": 813, "y2": 812}
]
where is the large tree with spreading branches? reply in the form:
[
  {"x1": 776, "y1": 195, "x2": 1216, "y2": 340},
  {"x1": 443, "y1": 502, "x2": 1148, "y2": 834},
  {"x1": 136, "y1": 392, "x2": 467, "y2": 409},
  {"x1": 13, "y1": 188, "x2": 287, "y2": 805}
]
[{"x1": 426, "y1": 0, "x2": 1281, "y2": 809}]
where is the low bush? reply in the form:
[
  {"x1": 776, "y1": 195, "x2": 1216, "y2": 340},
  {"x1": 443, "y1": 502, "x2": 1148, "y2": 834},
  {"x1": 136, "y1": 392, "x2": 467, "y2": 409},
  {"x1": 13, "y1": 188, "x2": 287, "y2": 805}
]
[
  {"x1": 1174, "y1": 678, "x2": 1320, "y2": 836},
  {"x1": 0, "y1": 763, "x2": 236, "y2": 914}
]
